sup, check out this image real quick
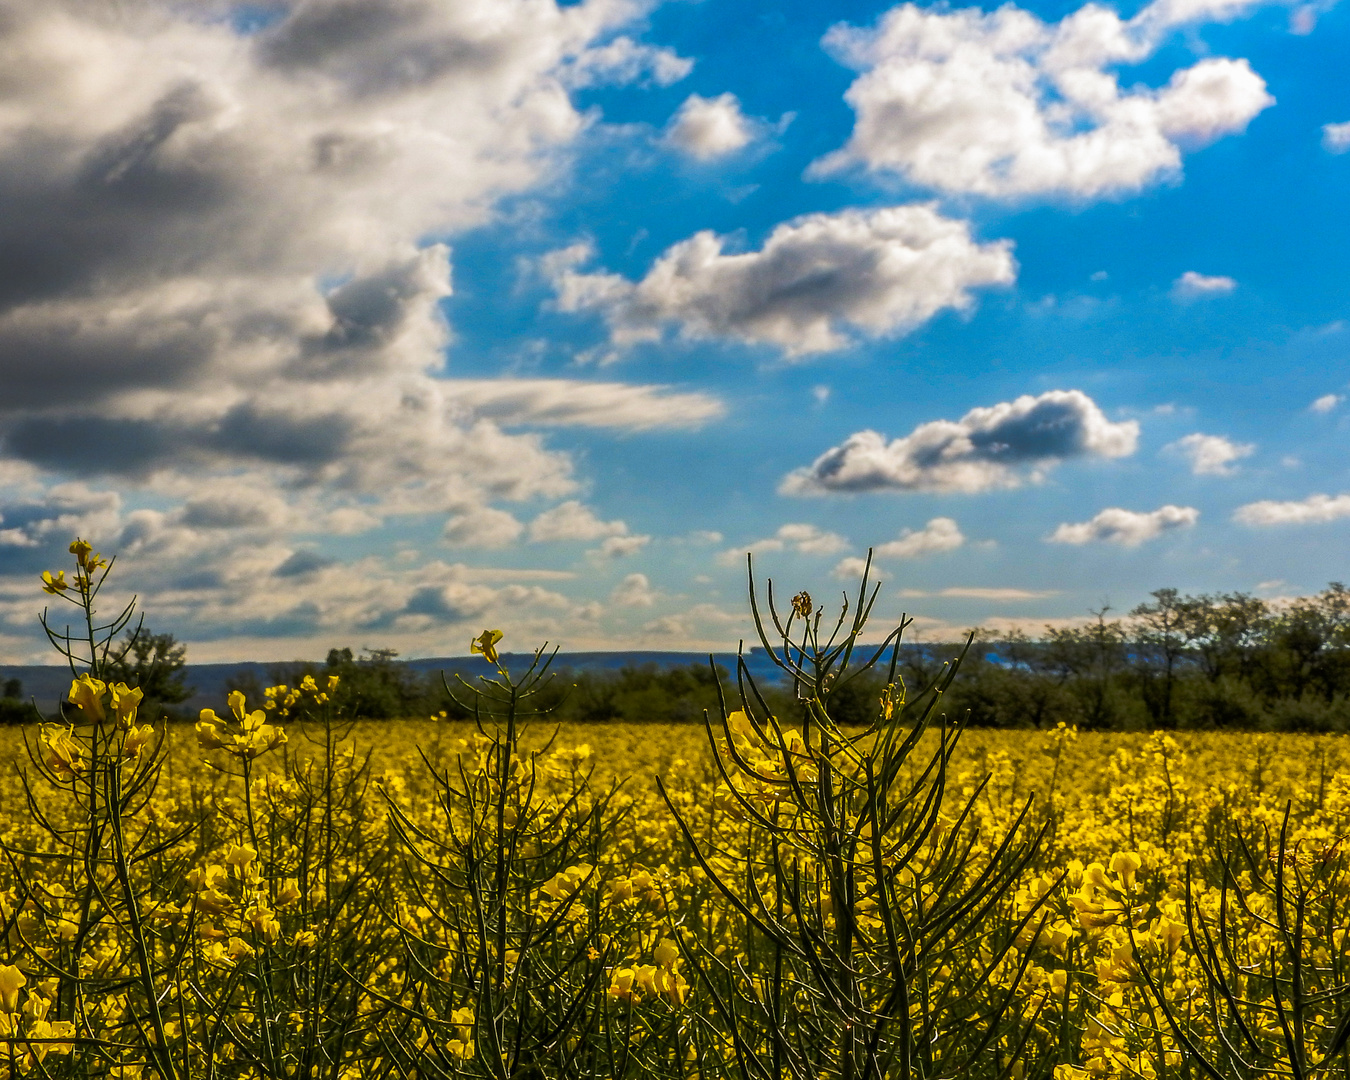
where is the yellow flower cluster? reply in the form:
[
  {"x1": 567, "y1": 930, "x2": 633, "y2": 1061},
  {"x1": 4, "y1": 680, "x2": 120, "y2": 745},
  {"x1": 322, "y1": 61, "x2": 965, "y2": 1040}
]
[
  {"x1": 196, "y1": 689, "x2": 288, "y2": 758},
  {"x1": 7, "y1": 691, "x2": 1350, "y2": 1079}
]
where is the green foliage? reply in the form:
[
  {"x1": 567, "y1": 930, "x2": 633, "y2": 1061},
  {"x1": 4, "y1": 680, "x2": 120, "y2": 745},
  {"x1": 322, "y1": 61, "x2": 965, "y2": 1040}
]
[
  {"x1": 0, "y1": 679, "x2": 26, "y2": 725},
  {"x1": 566, "y1": 663, "x2": 729, "y2": 724},
  {"x1": 930, "y1": 584, "x2": 1350, "y2": 732}
]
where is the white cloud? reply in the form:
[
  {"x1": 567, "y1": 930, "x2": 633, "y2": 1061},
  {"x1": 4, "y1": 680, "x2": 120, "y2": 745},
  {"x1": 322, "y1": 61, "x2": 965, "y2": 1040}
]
[
  {"x1": 832, "y1": 556, "x2": 877, "y2": 580},
  {"x1": 1233, "y1": 493, "x2": 1350, "y2": 526},
  {"x1": 1173, "y1": 271, "x2": 1238, "y2": 299},
  {"x1": 565, "y1": 36, "x2": 693, "y2": 88},
  {"x1": 592, "y1": 534, "x2": 651, "y2": 559},
  {"x1": 550, "y1": 204, "x2": 1015, "y2": 356},
  {"x1": 665, "y1": 93, "x2": 756, "y2": 160},
  {"x1": 1048, "y1": 505, "x2": 1199, "y2": 546},
  {"x1": 1310, "y1": 393, "x2": 1343, "y2": 414},
  {"x1": 875, "y1": 517, "x2": 966, "y2": 558},
  {"x1": 442, "y1": 507, "x2": 524, "y2": 549},
  {"x1": 639, "y1": 602, "x2": 744, "y2": 644},
  {"x1": 1165, "y1": 432, "x2": 1254, "y2": 475},
  {"x1": 528, "y1": 501, "x2": 629, "y2": 543},
  {"x1": 813, "y1": 0, "x2": 1273, "y2": 199},
  {"x1": 783, "y1": 389, "x2": 1137, "y2": 495},
  {"x1": 0, "y1": 483, "x2": 123, "y2": 550},
  {"x1": 718, "y1": 523, "x2": 850, "y2": 565},
  {"x1": 611, "y1": 572, "x2": 657, "y2": 606},
  {"x1": 447, "y1": 379, "x2": 725, "y2": 430},
  {"x1": 1323, "y1": 122, "x2": 1350, "y2": 154},
  {"x1": 0, "y1": 484, "x2": 609, "y2": 658}
]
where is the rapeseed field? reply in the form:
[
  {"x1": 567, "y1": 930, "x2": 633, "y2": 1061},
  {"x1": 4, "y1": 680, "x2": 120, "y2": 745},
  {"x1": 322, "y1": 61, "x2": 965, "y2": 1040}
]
[{"x1": 4, "y1": 541, "x2": 1350, "y2": 1079}]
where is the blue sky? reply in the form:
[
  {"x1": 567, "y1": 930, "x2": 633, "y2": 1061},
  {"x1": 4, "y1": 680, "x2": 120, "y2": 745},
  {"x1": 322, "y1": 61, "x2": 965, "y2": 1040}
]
[{"x1": 0, "y1": 0, "x2": 1346, "y2": 662}]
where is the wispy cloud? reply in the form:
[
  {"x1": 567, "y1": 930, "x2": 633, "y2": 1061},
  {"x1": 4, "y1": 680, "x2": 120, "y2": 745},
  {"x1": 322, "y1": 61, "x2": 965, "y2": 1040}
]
[
  {"x1": 1172, "y1": 271, "x2": 1238, "y2": 300},
  {"x1": 1234, "y1": 493, "x2": 1350, "y2": 526},
  {"x1": 719, "y1": 524, "x2": 850, "y2": 566},
  {"x1": 899, "y1": 587, "x2": 1057, "y2": 600},
  {"x1": 1323, "y1": 121, "x2": 1350, "y2": 154}
]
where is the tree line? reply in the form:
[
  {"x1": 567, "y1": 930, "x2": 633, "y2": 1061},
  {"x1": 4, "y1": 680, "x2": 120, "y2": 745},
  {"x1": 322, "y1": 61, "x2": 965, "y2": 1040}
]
[
  {"x1": 252, "y1": 581, "x2": 1350, "y2": 732},
  {"x1": 916, "y1": 581, "x2": 1350, "y2": 731},
  {"x1": 10, "y1": 581, "x2": 1350, "y2": 731}
]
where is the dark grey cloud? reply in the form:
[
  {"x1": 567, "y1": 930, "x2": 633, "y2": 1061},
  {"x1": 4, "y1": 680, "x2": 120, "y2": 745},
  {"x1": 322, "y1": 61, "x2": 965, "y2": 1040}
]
[
  {"x1": 256, "y1": 0, "x2": 513, "y2": 96},
  {"x1": 274, "y1": 549, "x2": 336, "y2": 577},
  {"x1": 3, "y1": 418, "x2": 182, "y2": 475},
  {"x1": 213, "y1": 406, "x2": 356, "y2": 468}
]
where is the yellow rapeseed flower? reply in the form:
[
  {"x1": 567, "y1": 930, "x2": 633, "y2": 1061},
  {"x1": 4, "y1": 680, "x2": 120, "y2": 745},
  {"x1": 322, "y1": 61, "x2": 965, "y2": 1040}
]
[
  {"x1": 0, "y1": 965, "x2": 25, "y2": 1013},
  {"x1": 109, "y1": 682, "x2": 143, "y2": 729},
  {"x1": 67, "y1": 674, "x2": 106, "y2": 724},
  {"x1": 196, "y1": 713, "x2": 226, "y2": 750},
  {"x1": 41, "y1": 570, "x2": 69, "y2": 594},
  {"x1": 471, "y1": 629, "x2": 503, "y2": 665},
  {"x1": 39, "y1": 724, "x2": 86, "y2": 780}
]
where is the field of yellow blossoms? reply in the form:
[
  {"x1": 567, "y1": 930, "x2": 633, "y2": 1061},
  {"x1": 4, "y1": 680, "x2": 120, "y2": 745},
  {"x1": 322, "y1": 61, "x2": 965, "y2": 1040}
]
[{"x1": 4, "y1": 542, "x2": 1350, "y2": 1080}]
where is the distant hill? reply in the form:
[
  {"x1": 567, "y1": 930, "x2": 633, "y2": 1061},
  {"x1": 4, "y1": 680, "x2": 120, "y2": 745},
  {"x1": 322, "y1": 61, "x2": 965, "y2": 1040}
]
[{"x1": 0, "y1": 649, "x2": 789, "y2": 717}]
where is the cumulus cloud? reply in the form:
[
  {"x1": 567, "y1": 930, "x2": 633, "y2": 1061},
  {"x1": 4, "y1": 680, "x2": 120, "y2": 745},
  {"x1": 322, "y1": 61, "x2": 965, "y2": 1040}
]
[
  {"x1": 1323, "y1": 122, "x2": 1350, "y2": 154},
  {"x1": 718, "y1": 523, "x2": 851, "y2": 566},
  {"x1": 1233, "y1": 493, "x2": 1350, "y2": 526},
  {"x1": 876, "y1": 517, "x2": 966, "y2": 558},
  {"x1": 442, "y1": 507, "x2": 524, "y2": 549},
  {"x1": 528, "y1": 501, "x2": 630, "y2": 543},
  {"x1": 639, "y1": 602, "x2": 743, "y2": 644},
  {"x1": 831, "y1": 556, "x2": 876, "y2": 580},
  {"x1": 665, "y1": 93, "x2": 757, "y2": 160},
  {"x1": 1310, "y1": 393, "x2": 1343, "y2": 414},
  {"x1": 813, "y1": 0, "x2": 1273, "y2": 199},
  {"x1": 611, "y1": 572, "x2": 657, "y2": 606},
  {"x1": 782, "y1": 389, "x2": 1137, "y2": 495},
  {"x1": 1165, "y1": 432, "x2": 1254, "y2": 475},
  {"x1": 1048, "y1": 505, "x2": 1199, "y2": 546},
  {"x1": 0, "y1": 484, "x2": 123, "y2": 551},
  {"x1": 592, "y1": 534, "x2": 651, "y2": 559},
  {"x1": 550, "y1": 204, "x2": 1015, "y2": 356},
  {"x1": 1173, "y1": 271, "x2": 1238, "y2": 299}
]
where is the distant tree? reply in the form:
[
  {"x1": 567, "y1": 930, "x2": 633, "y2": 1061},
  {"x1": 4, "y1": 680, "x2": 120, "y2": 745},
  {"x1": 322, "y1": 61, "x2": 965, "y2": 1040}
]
[
  {"x1": 0, "y1": 676, "x2": 27, "y2": 724},
  {"x1": 1258, "y1": 583, "x2": 1350, "y2": 704},
  {"x1": 1044, "y1": 608, "x2": 1130, "y2": 729},
  {"x1": 1130, "y1": 589, "x2": 1193, "y2": 728},
  {"x1": 320, "y1": 646, "x2": 427, "y2": 719},
  {"x1": 106, "y1": 628, "x2": 193, "y2": 708}
]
